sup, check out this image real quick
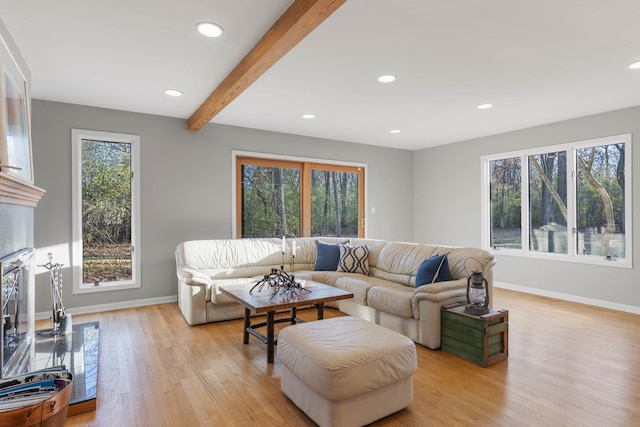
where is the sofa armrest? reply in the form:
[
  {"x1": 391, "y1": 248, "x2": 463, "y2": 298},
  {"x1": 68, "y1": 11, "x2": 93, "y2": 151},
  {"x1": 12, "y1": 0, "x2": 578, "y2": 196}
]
[
  {"x1": 413, "y1": 277, "x2": 466, "y2": 296},
  {"x1": 175, "y1": 243, "x2": 211, "y2": 325},
  {"x1": 411, "y1": 279, "x2": 467, "y2": 321},
  {"x1": 176, "y1": 266, "x2": 213, "y2": 287},
  {"x1": 177, "y1": 278, "x2": 208, "y2": 325}
]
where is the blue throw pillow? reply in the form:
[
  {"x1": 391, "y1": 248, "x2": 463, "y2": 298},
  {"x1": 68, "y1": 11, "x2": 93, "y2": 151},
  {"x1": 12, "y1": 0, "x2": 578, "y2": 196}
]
[
  {"x1": 314, "y1": 242, "x2": 345, "y2": 271},
  {"x1": 416, "y1": 254, "x2": 450, "y2": 286}
]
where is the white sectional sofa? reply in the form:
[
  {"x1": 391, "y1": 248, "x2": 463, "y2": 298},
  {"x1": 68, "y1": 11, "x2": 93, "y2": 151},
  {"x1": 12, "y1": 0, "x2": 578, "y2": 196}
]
[{"x1": 175, "y1": 237, "x2": 495, "y2": 349}]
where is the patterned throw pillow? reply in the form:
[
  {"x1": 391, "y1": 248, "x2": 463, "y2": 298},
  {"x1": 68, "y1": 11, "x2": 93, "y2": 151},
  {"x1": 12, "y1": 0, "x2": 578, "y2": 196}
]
[{"x1": 338, "y1": 245, "x2": 370, "y2": 275}]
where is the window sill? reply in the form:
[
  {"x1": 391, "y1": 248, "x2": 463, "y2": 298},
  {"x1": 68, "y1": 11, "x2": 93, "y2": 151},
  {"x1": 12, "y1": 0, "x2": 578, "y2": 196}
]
[
  {"x1": 73, "y1": 281, "x2": 140, "y2": 295},
  {"x1": 490, "y1": 248, "x2": 632, "y2": 269}
]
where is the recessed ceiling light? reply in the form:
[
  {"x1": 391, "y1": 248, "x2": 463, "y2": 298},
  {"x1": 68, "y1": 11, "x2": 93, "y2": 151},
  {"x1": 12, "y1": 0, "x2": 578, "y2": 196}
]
[
  {"x1": 477, "y1": 103, "x2": 493, "y2": 110},
  {"x1": 628, "y1": 61, "x2": 640, "y2": 69},
  {"x1": 302, "y1": 114, "x2": 315, "y2": 119},
  {"x1": 389, "y1": 129, "x2": 401, "y2": 134},
  {"x1": 164, "y1": 89, "x2": 183, "y2": 97},
  {"x1": 378, "y1": 75, "x2": 396, "y2": 83},
  {"x1": 197, "y1": 22, "x2": 223, "y2": 38}
]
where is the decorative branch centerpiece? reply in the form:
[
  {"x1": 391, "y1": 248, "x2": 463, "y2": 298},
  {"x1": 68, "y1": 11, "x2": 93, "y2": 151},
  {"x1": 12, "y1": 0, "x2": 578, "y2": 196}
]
[{"x1": 250, "y1": 237, "x2": 311, "y2": 299}]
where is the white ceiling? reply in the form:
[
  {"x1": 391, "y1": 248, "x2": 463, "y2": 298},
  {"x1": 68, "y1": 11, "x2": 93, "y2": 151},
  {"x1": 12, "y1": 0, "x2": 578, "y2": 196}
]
[{"x1": 2, "y1": 0, "x2": 640, "y2": 151}]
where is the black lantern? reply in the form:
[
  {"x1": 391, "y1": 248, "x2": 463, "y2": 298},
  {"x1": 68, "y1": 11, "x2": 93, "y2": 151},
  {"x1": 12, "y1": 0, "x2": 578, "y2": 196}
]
[{"x1": 465, "y1": 270, "x2": 490, "y2": 315}]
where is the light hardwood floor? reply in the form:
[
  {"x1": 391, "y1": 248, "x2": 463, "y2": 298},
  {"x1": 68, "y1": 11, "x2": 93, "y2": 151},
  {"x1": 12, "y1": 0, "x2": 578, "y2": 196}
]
[{"x1": 61, "y1": 288, "x2": 640, "y2": 427}]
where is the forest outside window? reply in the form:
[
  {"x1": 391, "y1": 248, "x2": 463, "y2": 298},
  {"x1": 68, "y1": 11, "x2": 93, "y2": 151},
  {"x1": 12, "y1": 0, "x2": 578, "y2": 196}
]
[
  {"x1": 235, "y1": 154, "x2": 365, "y2": 238},
  {"x1": 483, "y1": 134, "x2": 632, "y2": 267},
  {"x1": 71, "y1": 129, "x2": 141, "y2": 293}
]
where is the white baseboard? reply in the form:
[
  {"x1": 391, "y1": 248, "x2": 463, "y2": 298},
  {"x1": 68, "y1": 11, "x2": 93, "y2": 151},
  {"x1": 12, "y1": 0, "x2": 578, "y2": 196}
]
[
  {"x1": 35, "y1": 295, "x2": 178, "y2": 320},
  {"x1": 495, "y1": 282, "x2": 640, "y2": 315}
]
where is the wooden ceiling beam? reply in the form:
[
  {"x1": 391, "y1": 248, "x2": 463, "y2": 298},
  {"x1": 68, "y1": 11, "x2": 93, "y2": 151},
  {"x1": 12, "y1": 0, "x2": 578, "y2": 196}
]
[{"x1": 187, "y1": 0, "x2": 347, "y2": 131}]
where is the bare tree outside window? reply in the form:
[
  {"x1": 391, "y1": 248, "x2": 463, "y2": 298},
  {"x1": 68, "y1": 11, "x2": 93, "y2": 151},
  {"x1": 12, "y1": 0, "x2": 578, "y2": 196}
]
[
  {"x1": 577, "y1": 143, "x2": 625, "y2": 258},
  {"x1": 310, "y1": 169, "x2": 359, "y2": 237},
  {"x1": 529, "y1": 151, "x2": 568, "y2": 254},
  {"x1": 241, "y1": 164, "x2": 300, "y2": 238},
  {"x1": 237, "y1": 157, "x2": 364, "y2": 238},
  {"x1": 81, "y1": 139, "x2": 133, "y2": 283},
  {"x1": 490, "y1": 157, "x2": 521, "y2": 249},
  {"x1": 484, "y1": 135, "x2": 629, "y2": 264}
]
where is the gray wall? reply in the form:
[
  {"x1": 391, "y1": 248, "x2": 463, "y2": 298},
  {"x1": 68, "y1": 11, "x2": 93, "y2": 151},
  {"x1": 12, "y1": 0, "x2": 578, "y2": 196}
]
[
  {"x1": 413, "y1": 106, "x2": 640, "y2": 310},
  {"x1": 31, "y1": 100, "x2": 414, "y2": 313},
  {"x1": 0, "y1": 204, "x2": 33, "y2": 258}
]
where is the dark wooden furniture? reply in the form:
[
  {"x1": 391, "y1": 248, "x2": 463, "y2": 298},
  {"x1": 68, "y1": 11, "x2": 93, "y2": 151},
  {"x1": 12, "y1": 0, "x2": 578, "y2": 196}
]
[
  {"x1": 441, "y1": 303, "x2": 508, "y2": 367},
  {"x1": 219, "y1": 281, "x2": 353, "y2": 363}
]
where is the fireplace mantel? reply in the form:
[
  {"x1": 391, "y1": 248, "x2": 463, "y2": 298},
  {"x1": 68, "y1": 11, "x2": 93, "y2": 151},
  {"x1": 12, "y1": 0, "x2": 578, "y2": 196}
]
[{"x1": 0, "y1": 172, "x2": 45, "y2": 207}]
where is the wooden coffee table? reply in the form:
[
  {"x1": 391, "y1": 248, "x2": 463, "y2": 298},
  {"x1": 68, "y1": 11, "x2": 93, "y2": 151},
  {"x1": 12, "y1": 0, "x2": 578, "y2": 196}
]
[{"x1": 219, "y1": 280, "x2": 353, "y2": 363}]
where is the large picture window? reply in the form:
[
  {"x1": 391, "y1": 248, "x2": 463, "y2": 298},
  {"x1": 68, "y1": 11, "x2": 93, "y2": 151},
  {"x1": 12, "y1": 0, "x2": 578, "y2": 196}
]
[
  {"x1": 72, "y1": 129, "x2": 141, "y2": 293},
  {"x1": 482, "y1": 134, "x2": 632, "y2": 267},
  {"x1": 235, "y1": 153, "x2": 365, "y2": 238}
]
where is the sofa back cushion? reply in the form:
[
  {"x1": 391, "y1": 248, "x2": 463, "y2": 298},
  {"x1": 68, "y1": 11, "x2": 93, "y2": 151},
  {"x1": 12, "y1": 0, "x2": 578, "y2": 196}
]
[
  {"x1": 179, "y1": 238, "x2": 285, "y2": 279},
  {"x1": 179, "y1": 237, "x2": 356, "y2": 279},
  {"x1": 374, "y1": 242, "x2": 435, "y2": 285},
  {"x1": 178, "y1": 237, "x2": 494, "y2": 286},
  {"x1": 347, "y1": 238, "x2": 388, "y2": 276},
  {"x1": 445, "y1": 247, "x2": 496, "y2": 280},
  {"x1": 374, "y1": 242, "x2": 495, "y2": 287}
]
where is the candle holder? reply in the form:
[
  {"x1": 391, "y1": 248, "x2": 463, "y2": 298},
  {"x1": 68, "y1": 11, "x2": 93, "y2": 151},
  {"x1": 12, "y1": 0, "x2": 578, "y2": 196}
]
[{"x1": 250, "y1": 252, "x2": 310, "y2": 299}]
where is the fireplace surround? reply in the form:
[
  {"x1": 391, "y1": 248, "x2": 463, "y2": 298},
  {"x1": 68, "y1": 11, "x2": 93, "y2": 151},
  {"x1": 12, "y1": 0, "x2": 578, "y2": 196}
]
[
  {"x1": 0, "y1": 247, "x2": 35, "y2": 378},
  {"x1": 0, "y1": 21, "x2": 46, "y2": 382}
]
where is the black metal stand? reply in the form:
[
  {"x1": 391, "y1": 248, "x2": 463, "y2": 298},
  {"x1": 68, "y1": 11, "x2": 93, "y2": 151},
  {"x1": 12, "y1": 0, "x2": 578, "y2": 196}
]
[{"x1": 37, "y1": 253, "x2": 69, "y2": 337}]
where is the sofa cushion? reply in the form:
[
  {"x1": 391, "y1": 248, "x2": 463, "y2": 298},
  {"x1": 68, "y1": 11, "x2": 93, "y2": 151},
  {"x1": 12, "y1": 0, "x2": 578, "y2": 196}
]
[
  {"x1": 416, "y1": 254, "x2": 450, "y2": 286},
  {"x1": 303, "y1": 270, "x2": 348, "y2": 287},
  {"x1": 334, "y1": 275, "x2": 395, "y2": 305},
  {"x1": 338, "y1": 245, "x2": 370, "y2": 275},
  {"x1": 314, "y1": 241, "x2": 346, "y2": 271},
  {"x1": 367, "y1": 282, "x2": 415, "y2": 319}
]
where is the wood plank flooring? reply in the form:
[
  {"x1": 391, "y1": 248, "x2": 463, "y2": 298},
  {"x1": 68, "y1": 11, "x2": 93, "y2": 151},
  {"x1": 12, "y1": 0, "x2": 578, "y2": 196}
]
[{"x1": 61, "y1": 288, "x2": 640, "y2": 426}]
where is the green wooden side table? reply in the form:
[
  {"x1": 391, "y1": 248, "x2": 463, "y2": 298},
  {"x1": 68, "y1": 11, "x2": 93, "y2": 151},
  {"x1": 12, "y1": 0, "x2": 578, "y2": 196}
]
[{"x1": 441, "y1": 303, "x2": 509, "y2": 367}]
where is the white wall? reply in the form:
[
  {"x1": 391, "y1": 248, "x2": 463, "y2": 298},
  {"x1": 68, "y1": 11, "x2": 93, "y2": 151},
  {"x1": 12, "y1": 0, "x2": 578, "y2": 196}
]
[
  {"x1": 413, "y1": 105, "x2": 640, "y2": 311},
  {"x1": 31, "y1": 100, "x2": 414, "y2": 313},
  {"x1": 0, "y1": 17, "x2": 29, "y2": 93}
]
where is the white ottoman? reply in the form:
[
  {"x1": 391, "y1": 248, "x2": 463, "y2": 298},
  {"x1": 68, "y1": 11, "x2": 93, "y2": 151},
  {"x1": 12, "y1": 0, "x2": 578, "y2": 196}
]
[{"x1": 277, "y1": 316, "x2": 417, "y2": 427}]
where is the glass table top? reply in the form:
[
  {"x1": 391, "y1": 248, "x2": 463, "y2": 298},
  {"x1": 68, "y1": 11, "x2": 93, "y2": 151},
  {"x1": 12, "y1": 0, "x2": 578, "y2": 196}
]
[{"x1": 31, "y1": 322, "x2": 99, "y2": 408}]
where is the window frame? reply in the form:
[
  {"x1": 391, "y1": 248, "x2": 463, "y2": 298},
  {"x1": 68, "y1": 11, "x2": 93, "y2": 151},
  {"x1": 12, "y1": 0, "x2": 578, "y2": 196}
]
[
  {"x1": 71, "y1": 129, "x2": 141, "y2": 294},
  {"x1": 481, "y1": 133, "x2": 632, "y2": 268},
  {"x1": 232, "y1": 151, "x2": 366, "y2": 238}
]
